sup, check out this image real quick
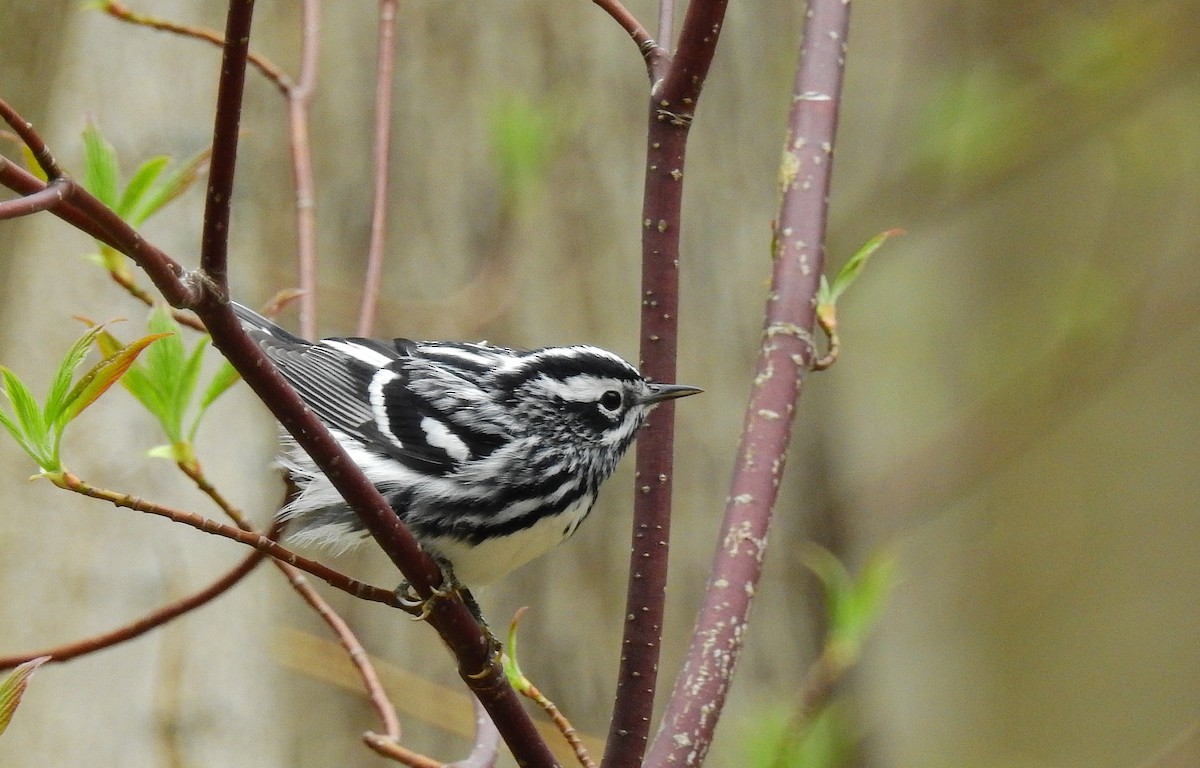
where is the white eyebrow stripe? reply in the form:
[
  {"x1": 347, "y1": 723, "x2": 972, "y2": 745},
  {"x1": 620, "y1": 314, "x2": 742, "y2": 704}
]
[{"x1": 538, "y1": 375, "x2": 625, "y2": 402}]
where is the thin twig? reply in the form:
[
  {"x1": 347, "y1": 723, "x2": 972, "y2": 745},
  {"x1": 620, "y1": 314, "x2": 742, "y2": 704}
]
[
  {"x1": 282, "y1": 565, "x2": 406, "y2": 743},
  {"x1": 177, "y1": 460, "x2": 252, "y2": 528},
  {"x1": 290, "y1": 0, "x2": 320, "y2": 340},
  {"x1": 657, "y1": 0, "x2": 675, "y2": 53},
  {"x1": 439, "y1": 695, "x2": 503, "y2": 768},
  {"x1": 180, "y1": 460, "x2": 412, "y2": 754},
  {"x1": 0, "y1": 147, "x2": 197, "y2": 308},
  {"x1": 0, "y1": 548, "x2": 264, "y2": 670},
  {"x1": 0, "y1": 99, "x2": 64, "y2": 178},
  {"x1": 519, "y1": 681, "x2": 595, "y2": 768},
  {"x1": 100, "y1": 1, "x2": 291, "y2": 93},
  {"x1": 0, "y1": 37, "x2": 559, "y2": 768},
  {"x1": 357, "y1": 0, "x2": 401, "y2": 338},
  {"x1": 0, "y1": 176, "x2": 73, "y2": 219},
  {"x1": 644, "y1": 0, "x2": 852, "y2": 764},
  {"x1": 592, "y1": 0, "x2": 664, "y2": 77},
  {"x1": 363, "y1": 732, "x2": 442, "y2": 768},
  {"x1": 52, "y1": 471, "x2": 405, "y2": 609}
]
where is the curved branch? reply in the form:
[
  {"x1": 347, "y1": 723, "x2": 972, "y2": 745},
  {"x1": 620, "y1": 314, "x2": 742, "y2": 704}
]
[
  {"x1": 53, "y1": 471, "x2": 404, "y2": 609},
  {"x1": 0, "y1": 548, "x2": 264, "y2": 670},
  {"x1": 100, "y1": 1, "x2": 292, "y2": 93},
  {"x1": 645, "y1": 0, "x2": 852, "y2": 765},
  {"x1": 1, "y1": 15, "x2": 559, "y2": 761},
  {"x1": 592, "y1": 0, "x2": 666, "y2": 78},
  {"x1": 0, "y1": 176, "x2": 73, "y2": 220}
]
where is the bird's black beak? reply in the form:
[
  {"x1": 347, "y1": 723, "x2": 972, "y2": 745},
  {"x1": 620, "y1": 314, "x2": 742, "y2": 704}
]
[{"x1": 643, "y1": 383, "x2": 704, "y2": 405}]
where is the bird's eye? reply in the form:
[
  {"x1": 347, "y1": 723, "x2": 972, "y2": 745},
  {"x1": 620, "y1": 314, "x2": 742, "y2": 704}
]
[{"x1": 599, "y1": 390, "x2": 623, "y2": 412}]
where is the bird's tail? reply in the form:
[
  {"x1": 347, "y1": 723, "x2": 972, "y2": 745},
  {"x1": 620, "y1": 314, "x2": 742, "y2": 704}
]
[{"x1": 231, "y1": 301, "x2": 309, "y2": 345}]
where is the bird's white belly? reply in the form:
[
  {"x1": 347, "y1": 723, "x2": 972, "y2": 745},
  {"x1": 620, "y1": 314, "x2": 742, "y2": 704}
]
[{"x1": 424, "y1": 494, "x2": 595, "y2": 586}]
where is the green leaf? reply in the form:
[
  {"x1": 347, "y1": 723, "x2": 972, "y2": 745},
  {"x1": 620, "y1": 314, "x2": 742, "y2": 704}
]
[
  {"x1": 190, "y1": 359, "x2": 240, "y2": 441},
  {"x1": 740, "y1": 703, "x2": 855, "y2": 768},
  {"x1": 141, "y1": 308, "x2": 187, "y2": 440},
  {"x1": 0, "y1": 407, "x2": 35, "y2": 463},
  {"x1": 81, "y1": 122, "x2": 120, "y2": 208},
  {"x1": 60, "y1": 333, "x2": 170, "y2": 426},
  {"x1": 82, "y1": 322, "x2": 166, "y2": 420},
  {"x1": 502, "y1": 607, "x2": 532, "y2": 694},
  {"x1": 803, "y1": 545, "x2": 896, "y2": 665},
  {"x1": 837, "y1": 551, "x2": 896, "y2": 652},
  {"x1": 488, "y1": 94, "x2": 555, "y2": 209},
  {"x1": 170, "y1": 336, "x2": 209, "y2": 439},
  {"x1": 0, "y1": 656, "x2": 49, "y2": 738},
  {"x1": 1, "y1": 369, "x2": 48, "y2": 457},
  {"x1": 824, "y1": 228, "x2": 903, "y2": 306},
  {"x1": 146, "y1": 443, "x2": 186, "y2": 462},
  {"x1": 19, "y1": 145, "x2": 47, "y2": 183},
  {"x1": 126, "y1": 146, "x2": 210, "y2": 225},
  {"x1": 44, "y1": 324, "x2": 107, "y2": 427},
  {"x1": 115, "y1": 154, "x2": 169, "y2": 221}
]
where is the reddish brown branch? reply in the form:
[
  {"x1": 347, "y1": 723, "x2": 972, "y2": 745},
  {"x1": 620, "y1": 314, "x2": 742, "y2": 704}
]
[
  {"x1": 281, "y1": 565, "x2": 406, "y2": 746},
  {"x1": 601, "y1": 1, "x2": 733, "y2": 765},
  {"x1": 0, "y1": 548, "x2": 264, "y2": 670},
  {"x1": 0, "y1": 176, "x2": 73, "y2": 219},
  {"x1": 0, "y1": 15, "x2": 556, "y2": 762},
  {"x1": 198, "y1": 0, "x2": 256, "y2": 293},
  {"x1": 657, "y1": 0, "x2": 730, "y2": 102},
  {"x1": 0, "y1": 144, "x2": 196, "y2": 308},
  {"x1": 592, "y1": 0, "x2": 665, "y2": 76},
  {"x1": 645, "y1": 0, "x2": 852, "y2": 764},
  {"x1": 52, "y1": 471, "x2": 404, "y2": 608},
  {"x1": 0, "y1": 99, "x2": 64, "y2": 179}
]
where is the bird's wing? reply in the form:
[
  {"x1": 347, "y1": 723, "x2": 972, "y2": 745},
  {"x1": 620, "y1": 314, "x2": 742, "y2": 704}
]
[{"x1": 234, "y1": 303, "x2": 498, "y2": 475}]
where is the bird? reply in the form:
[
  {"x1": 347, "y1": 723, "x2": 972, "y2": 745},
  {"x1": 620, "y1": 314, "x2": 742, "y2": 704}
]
[{"x1": 233, "y1": 302, "x2": 701, "y2": 593}]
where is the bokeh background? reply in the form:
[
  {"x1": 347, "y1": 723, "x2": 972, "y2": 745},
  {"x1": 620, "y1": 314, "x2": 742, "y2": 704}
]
[{"x1": 1, "y1": 1, "x2": 1198, "y2": 766}]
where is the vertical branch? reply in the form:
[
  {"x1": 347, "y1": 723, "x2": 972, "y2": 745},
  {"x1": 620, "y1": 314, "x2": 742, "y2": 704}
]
[
  {"x1": 357, "y1": 0, "x2": 400, "y2": 338},
  {"x1": 657, "y1": 0, "x2": 676, "y2": 53},
  {"x1": 602, "y1": 2, "x2": 731, "y2": 767},
  {"x1": 198, "y1": 0, "x2": 257, "y2": 293},
  {"x1": 645, "y1": 0, "x2": 852, "y2": 765},
  {"x1": 290, "y1": 0, "x2": 321, "y2": 339}
]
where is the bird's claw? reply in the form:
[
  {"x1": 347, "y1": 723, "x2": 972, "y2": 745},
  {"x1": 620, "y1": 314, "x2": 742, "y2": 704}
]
[{"x1": 395, "y1": 576, "x2": 460, "y2": 621}]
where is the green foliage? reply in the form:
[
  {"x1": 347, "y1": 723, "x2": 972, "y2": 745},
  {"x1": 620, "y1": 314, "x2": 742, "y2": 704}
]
[
  {"x1": 95, "y1": 307, "x2": 239, "y2": 467},
  {"x1": 741, "y1": 704, "x2": 857, "y2": 768},
  {"x1": 739, "y1": 550, "x2": 895, "y2": 768},
  {"x1": 0, "y1": 656, "x2": 49, "y2": 739},
  {"x1": 77, "y1": 122, "x2": 207, "y2": 284},
  {"x1": 817, "y1": 229, "x2": 901, "y2": 315},
  {"x1": 80, "y1": 122, "x2": 207, "y2": 227},
  {"x1": 802, "y1": 546, "x2": 896, "y2": 668},
  {"x1": 488, "y1": 93, "x2": 557, "y2": 211},
  {"x1": 501, "y1": 606, "x2": 533, "y2": 695},
  {"x1": 0, "y1": 323, "x2": 165, "y2": 475}
]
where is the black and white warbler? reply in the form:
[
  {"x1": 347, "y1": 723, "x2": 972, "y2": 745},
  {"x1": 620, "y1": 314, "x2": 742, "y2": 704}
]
[{"x1": 234, "y1": 303, "x2": 701, "y2": 589}]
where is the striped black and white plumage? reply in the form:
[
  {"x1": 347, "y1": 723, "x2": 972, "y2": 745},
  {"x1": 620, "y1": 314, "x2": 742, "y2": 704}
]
[{"x1": 234, "y1": 303, "x2": 700, "y2": 587}]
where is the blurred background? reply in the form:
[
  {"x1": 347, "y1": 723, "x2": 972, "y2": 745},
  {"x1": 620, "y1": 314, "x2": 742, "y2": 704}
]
[{"x1": 1, "y1": 0, "x2": 1198, "y2": 766}]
